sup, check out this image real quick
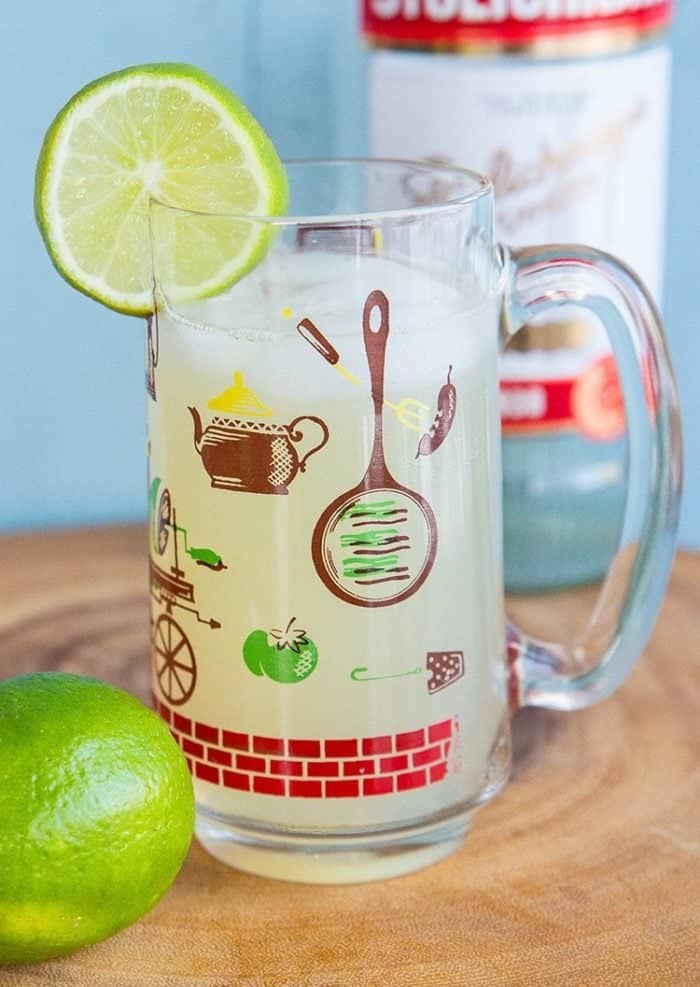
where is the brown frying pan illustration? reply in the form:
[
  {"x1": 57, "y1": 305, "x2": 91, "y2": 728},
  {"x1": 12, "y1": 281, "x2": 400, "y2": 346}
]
[{"x1": 311, "y1": 289, "x2": 438, "y2": 608}]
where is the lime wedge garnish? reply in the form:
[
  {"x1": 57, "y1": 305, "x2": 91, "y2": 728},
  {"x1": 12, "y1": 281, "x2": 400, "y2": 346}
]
[{"x1": 34, "y1": 64, "x2": 288, "y2": 315}]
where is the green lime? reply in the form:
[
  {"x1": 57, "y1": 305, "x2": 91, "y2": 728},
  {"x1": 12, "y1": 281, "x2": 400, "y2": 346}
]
[
  {"x1": 0, "y1": 672, "x2": 194, "y2": 966},
  {"x1": 34, "y1": 63, "x2": 288, "y2": 315}
]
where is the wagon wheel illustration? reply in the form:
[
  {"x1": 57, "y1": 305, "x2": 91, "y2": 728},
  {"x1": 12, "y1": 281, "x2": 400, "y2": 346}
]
[
  {"x1": 157, "y1": 488, "x2": 171, "y2": 555},
  {"x1": 152, "y1": 613, "x2": 197, "y2": 705}
]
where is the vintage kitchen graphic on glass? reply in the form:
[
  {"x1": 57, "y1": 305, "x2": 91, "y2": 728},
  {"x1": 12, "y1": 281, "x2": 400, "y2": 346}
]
[{"x1": 148, "y1": 287, "x2": 506, "y2": 824}]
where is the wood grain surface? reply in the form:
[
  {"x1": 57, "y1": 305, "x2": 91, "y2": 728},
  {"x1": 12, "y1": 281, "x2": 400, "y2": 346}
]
[{"x1": 1, "y1": 526, "x2": 698, "y2": 987}]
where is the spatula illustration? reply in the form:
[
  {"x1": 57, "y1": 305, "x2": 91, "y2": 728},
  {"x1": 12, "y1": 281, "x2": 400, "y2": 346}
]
[{"x1": 310, "y1": 290, "x2": 438, "y2": 608}]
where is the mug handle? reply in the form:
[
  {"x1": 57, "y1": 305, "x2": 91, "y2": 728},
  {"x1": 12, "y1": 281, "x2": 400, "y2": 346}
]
[
  {"x1": 501, "y1": 244, "x2": 682, "y2": 711},
  {"x1": 287, "y1": 416, "x2": 331, "y2": 473}
]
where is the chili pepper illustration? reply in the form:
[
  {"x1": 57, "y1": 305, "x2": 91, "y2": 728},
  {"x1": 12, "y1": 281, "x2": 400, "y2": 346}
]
[{"x1": 415, "y1": 366, "x2": 457, "y2": 459}]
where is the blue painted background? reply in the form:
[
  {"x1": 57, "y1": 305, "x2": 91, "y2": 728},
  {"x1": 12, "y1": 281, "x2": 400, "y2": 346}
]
[{"x1": 1, "y1": 0, "x2": 697, "y2": 546}]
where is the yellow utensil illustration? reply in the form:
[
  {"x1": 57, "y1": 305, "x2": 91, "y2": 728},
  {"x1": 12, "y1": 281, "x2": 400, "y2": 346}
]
[
  {"x1": 296, "y1": 318, "x2": 428, "y2": 433},
  {"x1": 383, "y1": 396, "x2": 430, "y2": 434}
]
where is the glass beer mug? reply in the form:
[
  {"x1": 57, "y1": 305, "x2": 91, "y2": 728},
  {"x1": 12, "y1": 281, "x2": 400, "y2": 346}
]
[{"x1": 146, "y1": 160, "x2": 681, "y2": 883}]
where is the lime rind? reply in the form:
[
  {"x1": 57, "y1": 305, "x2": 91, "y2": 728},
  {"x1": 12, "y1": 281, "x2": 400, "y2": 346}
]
[
  {"x1": 0, "y1": 672, "x2": 194, "y2": 965},
  {"x1": 35, "y1": 63, "x2": 288, "y2": 316}
]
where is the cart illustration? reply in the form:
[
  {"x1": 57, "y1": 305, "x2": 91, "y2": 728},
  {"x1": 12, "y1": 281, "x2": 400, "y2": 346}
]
[{"x1": 150, "y1": 484, "x2": 222, "y2": 706}]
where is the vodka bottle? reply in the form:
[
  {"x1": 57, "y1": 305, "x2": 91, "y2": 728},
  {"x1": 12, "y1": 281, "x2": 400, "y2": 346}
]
[{"x1": 364, "y1": 0, "x2": 673, "y2": 590}]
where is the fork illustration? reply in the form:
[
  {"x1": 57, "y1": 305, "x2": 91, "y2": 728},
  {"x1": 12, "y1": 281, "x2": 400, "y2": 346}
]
[{"x1": 383, "y1": 397, "x2": 430, "y2": 433}]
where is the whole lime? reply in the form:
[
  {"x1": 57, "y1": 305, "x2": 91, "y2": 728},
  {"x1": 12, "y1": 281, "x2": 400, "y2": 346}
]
[{"x1": 0, "y1": 672, "x2": 194, "y2": 965}]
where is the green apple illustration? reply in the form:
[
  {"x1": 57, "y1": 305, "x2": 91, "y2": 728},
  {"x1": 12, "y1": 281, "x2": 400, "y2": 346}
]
[{"x1": 243, "y1": 618, "x2": 318, "y2": 684}]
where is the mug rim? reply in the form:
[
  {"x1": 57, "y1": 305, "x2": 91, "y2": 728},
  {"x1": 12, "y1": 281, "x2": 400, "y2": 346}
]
[{"x1": 149, "y1": 157, "x2": 492, "y2": 227}]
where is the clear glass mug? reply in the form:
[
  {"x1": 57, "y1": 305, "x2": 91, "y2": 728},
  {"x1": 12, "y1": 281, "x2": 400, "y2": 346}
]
[{"x1": 147, "y1": 160, "x2": 681, "y2": 884}]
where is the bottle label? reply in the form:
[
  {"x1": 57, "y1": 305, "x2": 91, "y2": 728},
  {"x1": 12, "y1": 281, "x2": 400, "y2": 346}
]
[
  {"x1": 362, "y1": 0, "x2": 672, "y2": 54},
  {"x1": 369, "y1": 44, "x2": 670, "y2": 438},
  {"x1": 501, "y1": 354, "x2": 625, "y2": 439},
  {"x1": 501, "y1": 351, "x2": 657, "y2": 438}
]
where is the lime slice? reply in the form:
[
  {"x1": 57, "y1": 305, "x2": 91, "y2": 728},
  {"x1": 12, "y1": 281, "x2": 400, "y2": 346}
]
[{"x1": 35, "y1": 64, "x2": 288, "y2": 315}]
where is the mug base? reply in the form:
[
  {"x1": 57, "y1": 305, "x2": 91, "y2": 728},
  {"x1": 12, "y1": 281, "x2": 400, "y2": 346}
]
[{"x1": 195, "y1": 808, "x2": 471, "y2": 885}]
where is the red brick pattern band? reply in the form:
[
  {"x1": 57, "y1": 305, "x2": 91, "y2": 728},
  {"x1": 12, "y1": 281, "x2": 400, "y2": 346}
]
[{"x1": 155, "y1": 696, "x2": 455, "y2": 799}]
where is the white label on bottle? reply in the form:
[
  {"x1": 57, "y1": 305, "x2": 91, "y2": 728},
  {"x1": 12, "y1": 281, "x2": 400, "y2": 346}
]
[{"x1": 370, "y1": 46, "x2": 671, "y2": 385}]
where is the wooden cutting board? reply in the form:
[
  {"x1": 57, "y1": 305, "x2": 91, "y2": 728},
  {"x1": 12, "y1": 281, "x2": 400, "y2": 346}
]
[{"x1": 1, "y1": 526, "x2": 698, "y2": 986}]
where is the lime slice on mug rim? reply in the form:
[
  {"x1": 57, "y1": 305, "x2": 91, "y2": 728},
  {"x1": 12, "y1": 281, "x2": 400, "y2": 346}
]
[{"x1": 34, "y1": 63, "x2": 288, "y2": 315}]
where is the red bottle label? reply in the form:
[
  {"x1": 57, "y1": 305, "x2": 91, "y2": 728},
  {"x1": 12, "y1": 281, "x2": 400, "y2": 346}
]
[
  {"x1": 362, "y1": 0, "x2": 672, "y2": 51},
  {"x1": 501, "y1": 353, "x2": 657, "y2": 440}
]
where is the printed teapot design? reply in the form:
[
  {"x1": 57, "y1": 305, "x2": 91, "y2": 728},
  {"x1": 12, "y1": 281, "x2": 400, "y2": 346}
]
[
  {"x1": 188, "y1": 407, "x2": 329, "y2": 496},
  {"x1": 188, "y1": 369, "x2": 329, "y2": 496}
]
